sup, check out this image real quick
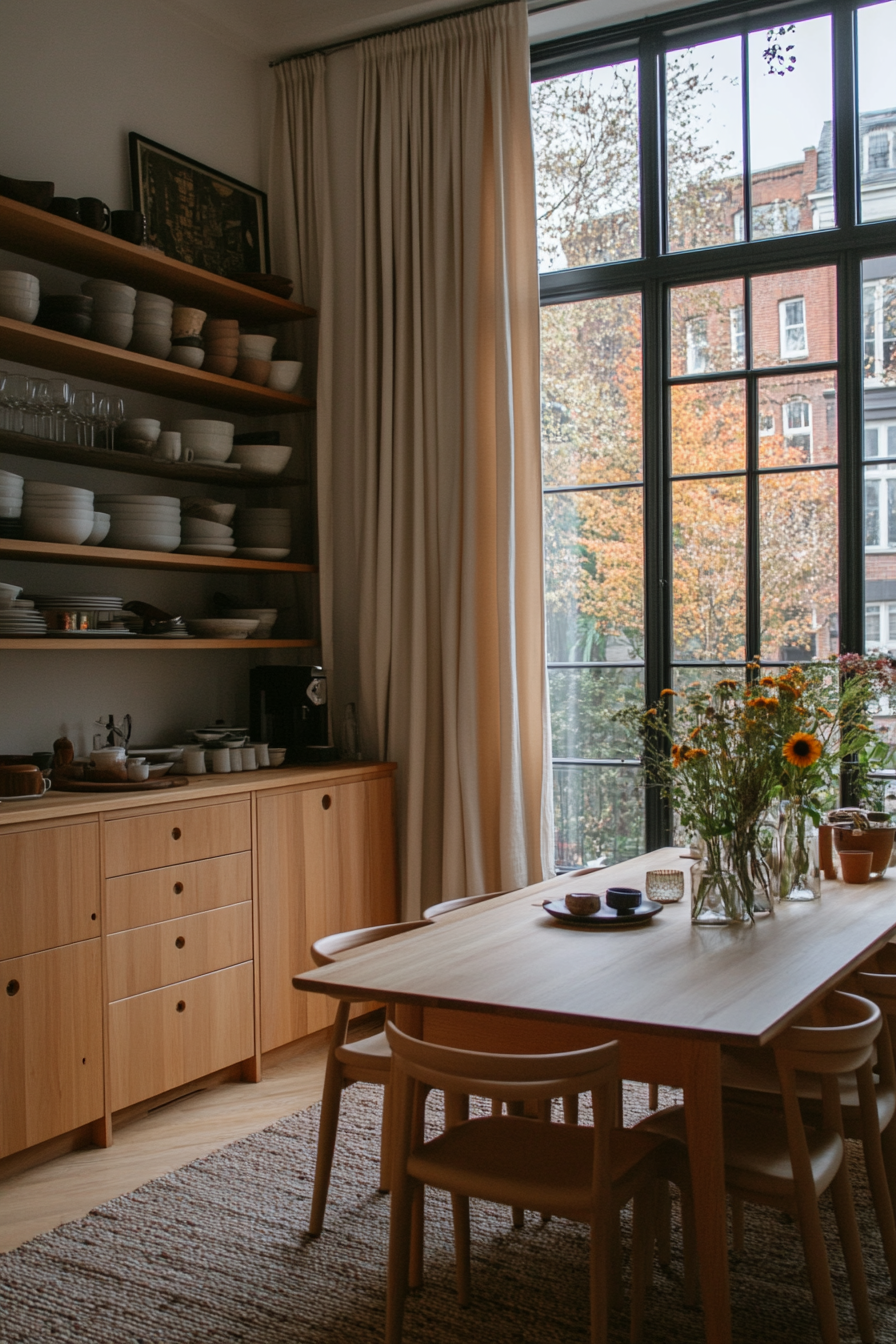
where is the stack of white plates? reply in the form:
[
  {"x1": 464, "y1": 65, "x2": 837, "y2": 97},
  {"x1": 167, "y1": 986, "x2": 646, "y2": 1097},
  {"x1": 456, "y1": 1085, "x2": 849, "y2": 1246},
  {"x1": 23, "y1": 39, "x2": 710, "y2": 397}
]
[
  {"x1": 95, "y1": 494, "x2": 181, "y2": 552},
  {"x1": 0, "y1": 607, "x2": 47, "y2": 636},
  {"x1": 0, "y1": 469, "x2": 24, "y2": 520},
  {"x1": 28, "y1": 593, "x2": 134, "y2": 637},
  {"x1": 179, "y1": 514, "x2": 236, "y2": 556},
  {"x1": 21, "y1": 481, "x2": 95, "y2": 544},
  {"x1": 234, "y1": 506, "x2": 291, "y2": 559}
]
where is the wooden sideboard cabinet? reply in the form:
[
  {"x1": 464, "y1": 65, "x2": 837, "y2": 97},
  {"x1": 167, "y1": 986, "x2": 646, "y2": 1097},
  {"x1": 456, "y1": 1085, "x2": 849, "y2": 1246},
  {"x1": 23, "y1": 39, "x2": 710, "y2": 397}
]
[{"x1": 0, "y1": 764, "x2": 397, "y2": 1173}]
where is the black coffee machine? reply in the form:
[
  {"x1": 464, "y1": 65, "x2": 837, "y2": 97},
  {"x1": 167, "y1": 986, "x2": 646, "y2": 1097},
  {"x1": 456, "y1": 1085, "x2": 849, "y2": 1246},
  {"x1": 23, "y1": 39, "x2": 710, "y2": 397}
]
[{"x1": 249, "y1": 666, "x2": 333, "y2": 763}]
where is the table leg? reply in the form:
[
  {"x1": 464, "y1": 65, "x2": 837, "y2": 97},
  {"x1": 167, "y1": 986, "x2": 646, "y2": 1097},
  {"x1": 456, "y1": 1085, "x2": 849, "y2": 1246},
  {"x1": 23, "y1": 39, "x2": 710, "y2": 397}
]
[{"x1": 682, "y1": 1040, "x2": 730, "y2": 1344}]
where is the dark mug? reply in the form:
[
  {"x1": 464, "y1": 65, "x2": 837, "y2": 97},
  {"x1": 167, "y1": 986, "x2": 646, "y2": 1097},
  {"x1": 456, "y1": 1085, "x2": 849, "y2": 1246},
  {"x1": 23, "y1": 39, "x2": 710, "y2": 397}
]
[
  {"x1": 77, "y1": 197, "x2": 110, "y2": 231},
  {"x1": 111, "y1": 209, "x2": 145, "y2": 244},
  {"x1": 0, "y1": 763, "x2": 50, "y2": 797},
  {"x1": 49, "y1": 196, "x2": 80, "y2": 222}
]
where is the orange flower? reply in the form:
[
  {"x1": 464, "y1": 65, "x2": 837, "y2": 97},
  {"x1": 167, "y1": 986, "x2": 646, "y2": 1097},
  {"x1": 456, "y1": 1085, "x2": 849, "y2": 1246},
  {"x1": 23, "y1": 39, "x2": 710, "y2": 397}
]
[
  {"x1": 645, "y1": 707, "x2": 657, "y2": 716},
  {"x1": 747, "y1": 696, "x2": 779, "y2": 710},
  {"x1": 689, "y1": 725, "x2": 702, "y2": 739},
  {"x1": 858, "y1": 723, "x2": 870, "y2": 731},
  {"x1": 818, "y1": 706, "x2": 833, "y2": 719},
  {"x1": 759, "y1": 676, "x2": 777, "y2": 687},
  {"x1": 782, "y1": 732, "x2": 823, "y2": 768},
  {"x1": 671, "y1": 743, "x2": 684, "y2": 768},
  {"x1": 684, "y1": 748, "x2": 708, "y2": 759},
  {"x1": 716, "y1": 679, "x2": 738, "y2": 689},
  {"x1": 660, "y1": 688, "x2": 676, "y2": 696}
]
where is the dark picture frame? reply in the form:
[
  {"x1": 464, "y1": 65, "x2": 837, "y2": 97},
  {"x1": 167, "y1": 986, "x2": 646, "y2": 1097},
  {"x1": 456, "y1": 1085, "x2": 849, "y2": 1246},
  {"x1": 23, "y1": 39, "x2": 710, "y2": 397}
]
[{"x1": 128, "y1": 132, "x2": 269, "y2": 277}]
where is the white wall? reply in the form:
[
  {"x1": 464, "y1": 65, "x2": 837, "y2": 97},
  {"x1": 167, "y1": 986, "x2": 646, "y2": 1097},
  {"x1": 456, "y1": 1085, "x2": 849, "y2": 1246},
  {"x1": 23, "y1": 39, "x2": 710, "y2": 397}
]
[{"x1": 0, "y1": 0, "x2": 310, "y2": 757}]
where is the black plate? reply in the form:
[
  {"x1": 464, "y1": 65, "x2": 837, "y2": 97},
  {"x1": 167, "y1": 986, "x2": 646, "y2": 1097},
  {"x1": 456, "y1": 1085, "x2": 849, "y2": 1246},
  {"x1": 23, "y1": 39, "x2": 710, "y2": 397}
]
[{"x1": 542, "y1": 897, "x2": 663, "y2": 929}]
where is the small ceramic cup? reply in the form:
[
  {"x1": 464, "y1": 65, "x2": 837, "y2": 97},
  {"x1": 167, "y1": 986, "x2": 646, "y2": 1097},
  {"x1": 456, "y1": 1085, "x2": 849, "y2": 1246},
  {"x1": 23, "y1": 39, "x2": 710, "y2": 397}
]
[
  {"x1": 127, "y1": 759, "x2": 150, "y2": 781},
  {"x1": 183, "y1": 747, "x2": 207, "y2": 775},
  {"x1": 152, "y1": 431, "x2": 182, "y2": 463},
  {"x1": 210, "y1": 747, "x2": 231, "y2": 774},
  {"x1": 172, "y1": 306, "x2": 207, "y2": 338},
  {"x1": 241, "y1": 747, "x2": 258, "y2": 771},
  {"x1": 250, "y1": 742, "x2": 270, "y2": 767},
  {"x1": 90, "y1": 746, "x2": 126, "y2": 769}
]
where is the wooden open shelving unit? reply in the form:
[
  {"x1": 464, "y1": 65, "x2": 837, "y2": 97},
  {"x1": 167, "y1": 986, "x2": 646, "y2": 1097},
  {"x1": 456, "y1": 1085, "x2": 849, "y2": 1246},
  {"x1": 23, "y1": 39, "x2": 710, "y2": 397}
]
[
  {"x1": 0, "y1": 638, "x2": 317, "y2": 650},
  {"x1": 0, "y1": 538, "x2": 315, "y2": 574}
]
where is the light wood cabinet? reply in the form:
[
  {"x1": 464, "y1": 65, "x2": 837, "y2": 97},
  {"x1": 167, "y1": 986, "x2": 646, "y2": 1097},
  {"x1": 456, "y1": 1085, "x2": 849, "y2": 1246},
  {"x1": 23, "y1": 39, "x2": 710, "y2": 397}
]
[
  {"x1": 0, "y1": 940, "x2": 103, "y2": 1158},
  {"x1": 106, "y1": 851, "x2": 252, "y2": 933},
  {"x1": 257, "y1": 775, "x2": 398, "y2": 1052},
  {"x1": 106, "y1": 902, "x2": 252, "y2": 1001},
  {"x1": 104, "y1": 799, "x2": 251, "y2": 876},
  {"x1": 0, "y1": 822, "x2": 99, "y2": 961},
  {"x1": 108, "y1": 962, "x2": 255, "y2": 1111}
]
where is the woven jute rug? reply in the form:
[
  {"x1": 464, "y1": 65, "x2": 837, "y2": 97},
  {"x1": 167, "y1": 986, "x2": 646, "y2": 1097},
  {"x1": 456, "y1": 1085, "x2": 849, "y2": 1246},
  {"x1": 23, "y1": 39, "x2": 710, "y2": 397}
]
[{"x1": 1, "y1": 1081, "x2": 895, "y2": 1344}]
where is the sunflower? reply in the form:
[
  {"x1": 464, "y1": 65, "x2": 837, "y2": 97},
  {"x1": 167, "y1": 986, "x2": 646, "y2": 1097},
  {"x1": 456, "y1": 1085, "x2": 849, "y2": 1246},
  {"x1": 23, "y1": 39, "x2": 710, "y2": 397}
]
[
  {"x1": 684, "y1": 748, "x2": 707, "y2": 759},
  {"x1": 782, "y1": 732, "x2": 823, "y2": 768},
  {"x1": 671, "y1": 743, "x2": 684, "y2": 768},
  {"x1": 716, "y1": 679, "x2": 738, "y2": 689},
  {"x1": 747, "y1": 696, "x2": 779, "y2": 710},
  {"x1": 759, "y1": 676, "x2": 777, "y2": 687}
]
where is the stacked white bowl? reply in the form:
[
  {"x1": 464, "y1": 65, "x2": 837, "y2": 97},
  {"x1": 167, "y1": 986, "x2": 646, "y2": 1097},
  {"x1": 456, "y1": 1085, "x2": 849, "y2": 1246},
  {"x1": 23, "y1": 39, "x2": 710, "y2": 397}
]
[
  {"x1": 21, "y1": 480, "x2": 95, "y2": 544},
  {"x1": 0, "y1": 469, "x2": 24, "y2": 520},
  {"x1": 227, "y1": 606, "x2": 278, "y2": 637},
  {"x1": 234, "y1": 506, "x2": 291, "y2": 559},
  {"x1": 81, "y1": 279, "x2": 136, "y2": 348},
  {"x1": 180, "y1": 515, "x2": 235, "y2": 557},
  {"x1": 130, "y1": 292, "x2": 173, "y2": 359},
  {"x1": 95, "y1": 494, "x2": 181, "y2": 552},
  {"x1": 0, "y1": 270, "x2": 39, "y2": 323},
  {"x1": 238, "y1": 334, "x2": 277, "y2": 361},
  {"x1": 173, "y1": 418, "x2": 234, "y2": 463}
]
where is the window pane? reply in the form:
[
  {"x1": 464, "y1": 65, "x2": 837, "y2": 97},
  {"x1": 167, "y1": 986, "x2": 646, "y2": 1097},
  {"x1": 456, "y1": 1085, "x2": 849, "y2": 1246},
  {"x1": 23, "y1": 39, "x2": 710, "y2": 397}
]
[
  {"x1": 747, "y1": 17, "x2": 834, "y2": 236},
  {"x1": 673, "y1": 665, "x2": 746, "y2": 696},
  {"x1": 671, "y1": 381, "x2": 745, "y2": 475},
  {"x1": 533, "y1": 61, "x2": 640, "y2": 272},
  {"x1": 857, "y1": 1, "x2": 896, "y2": 223},
  {"x1": 863, "y1": 259, "x2": 896, "y2": 383},
  {"x1": 670, "y1": 279, "x2": 745, "y2": 375},
  {"x1": 544, "y1": 487, "x2": 644, "y2": 662},
  {"x1": 867, "y1": 603, "x2": 882, "y2": 647},
  {"x1": 760, "y1": 471, "x2": 838, "y2": 660},
  {"x1": 757, "y1": 373, "x2": 837, "y2": 467},
  {"x1": 541, "y1": 295, "x2": 642, "y2": 487},
  {"x1": 751, "y1": 268, "x2": 837, "y2": 367},
  {"x1": 549, "y1": 668, "x2": 644, "y2": 759},
  {"x1": 552, "y1": 765, "x2": 644, "y2": 869},
  {"x1": 666, "y1": 37, "x2": 744, "y2": 252},
  {"x1": 867, "y1": 474, "x2": 882, "y2": 546},
  {"x1": 672, "y1": 477, "x2": 746, "y2": 660},
  {"x1": 863, "y1": 255, "x2": 896, "y2": 644}
]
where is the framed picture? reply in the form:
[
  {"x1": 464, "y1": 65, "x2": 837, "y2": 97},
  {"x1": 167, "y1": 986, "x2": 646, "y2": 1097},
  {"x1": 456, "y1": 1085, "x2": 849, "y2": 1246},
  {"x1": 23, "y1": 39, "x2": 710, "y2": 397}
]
[{"x1": 129, "y1": 133, "x2": 269, "y2": 277}]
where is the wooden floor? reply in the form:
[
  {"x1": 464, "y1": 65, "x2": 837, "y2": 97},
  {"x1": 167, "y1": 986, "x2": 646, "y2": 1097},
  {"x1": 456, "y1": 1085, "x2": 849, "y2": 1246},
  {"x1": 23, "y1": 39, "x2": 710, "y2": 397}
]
[{"x1": 0, "y1": 1029, "x2": 336, "y2": 1255}]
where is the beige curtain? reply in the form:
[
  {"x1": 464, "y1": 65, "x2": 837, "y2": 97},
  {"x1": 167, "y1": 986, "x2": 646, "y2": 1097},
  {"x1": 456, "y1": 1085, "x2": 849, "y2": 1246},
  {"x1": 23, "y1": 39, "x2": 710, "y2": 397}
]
[
  {"x1": 269, "y1": 54, "x2": 335, "y2": 669},
  {"x1": 354, "y1": 0, "x2": 553, "y2": 915}
]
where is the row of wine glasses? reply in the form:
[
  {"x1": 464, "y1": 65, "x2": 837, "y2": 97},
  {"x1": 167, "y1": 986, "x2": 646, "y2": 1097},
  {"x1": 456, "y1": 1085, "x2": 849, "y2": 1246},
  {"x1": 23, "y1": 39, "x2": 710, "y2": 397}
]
[{"x1": 0, "y1": 373, "x2": 125, "y2": 449}]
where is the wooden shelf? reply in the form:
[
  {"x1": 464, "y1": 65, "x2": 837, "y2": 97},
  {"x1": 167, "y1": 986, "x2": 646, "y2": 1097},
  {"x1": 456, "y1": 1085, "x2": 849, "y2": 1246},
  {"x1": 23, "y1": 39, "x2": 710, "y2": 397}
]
[
  {"x1": 0, "y1": 317, "x2": 314, "y2": 416},
  {"x1": 0, "y1": 197, "x2": 315, "y2": 324},
  {"x1": 0, "y1": 427, "x2": 307, "y2": 489},
  {"x1": 0, "y1": 538, "x2": 316, "y2": 574},
  {"x1": 0, "y1": 638, "x2": 318, "y2": 650}
]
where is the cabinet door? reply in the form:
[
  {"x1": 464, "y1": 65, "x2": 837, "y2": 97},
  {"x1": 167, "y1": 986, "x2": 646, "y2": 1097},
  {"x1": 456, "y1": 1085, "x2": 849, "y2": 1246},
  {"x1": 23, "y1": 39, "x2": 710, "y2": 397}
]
[
  {"x1": 0, "y1": 940, "x2": 103, "y2": 1158},
  {"x1": 0, "y1": 822, "x2": 100, "y2": 961},
  {"x1": 256, "y1": 776, "x2": 398, "y2": 1052}
]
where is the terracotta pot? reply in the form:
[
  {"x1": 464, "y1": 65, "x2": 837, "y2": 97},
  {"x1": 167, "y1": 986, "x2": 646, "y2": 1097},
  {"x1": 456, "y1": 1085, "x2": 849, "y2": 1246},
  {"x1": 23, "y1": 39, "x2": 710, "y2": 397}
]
[
  {"x1": 832, "y1": 824, "x2": 895, "y2": 877},
  {"x1": 839, "y1": 849, "x2": 874, "y2": 884},
  {"x1": 203, "y1": 355, "x2": 238, "y2": 377},
  {"x1": 235, "y1": 357, "x2": 271, "y2": 385}
]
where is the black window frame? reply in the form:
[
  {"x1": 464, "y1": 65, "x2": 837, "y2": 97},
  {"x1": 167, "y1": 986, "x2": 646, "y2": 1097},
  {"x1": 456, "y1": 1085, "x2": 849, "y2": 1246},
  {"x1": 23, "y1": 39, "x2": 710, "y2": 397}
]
[{"x1": 533, "y1": 0, "x2": 896, "y2": 856}]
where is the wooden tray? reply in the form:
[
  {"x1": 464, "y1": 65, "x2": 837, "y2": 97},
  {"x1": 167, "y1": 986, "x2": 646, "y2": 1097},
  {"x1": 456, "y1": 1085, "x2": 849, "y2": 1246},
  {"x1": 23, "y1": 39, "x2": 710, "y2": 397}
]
[{"x1": 50, "y1": 775, "x2": 190, "y2": 793}]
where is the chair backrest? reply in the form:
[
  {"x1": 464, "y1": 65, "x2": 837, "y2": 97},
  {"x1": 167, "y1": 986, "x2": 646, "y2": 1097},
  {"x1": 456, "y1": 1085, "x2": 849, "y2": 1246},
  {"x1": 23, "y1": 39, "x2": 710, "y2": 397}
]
[
  {"x1": 422, "y1": 867, "x2": 603, "y2": 921},
  {"x1": 774, "y1": 990, "x2": 881, "y2": 1078},
  {"x1": 310, "y1": 920, "x2": 433, "y2": 967}
]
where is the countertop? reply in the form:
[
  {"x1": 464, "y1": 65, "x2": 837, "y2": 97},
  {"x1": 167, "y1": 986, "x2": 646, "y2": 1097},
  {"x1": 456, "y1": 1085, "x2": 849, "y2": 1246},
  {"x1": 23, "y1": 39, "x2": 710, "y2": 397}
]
[{"x1": 0, "y1": 761, "x2": 396, "y2": 827}]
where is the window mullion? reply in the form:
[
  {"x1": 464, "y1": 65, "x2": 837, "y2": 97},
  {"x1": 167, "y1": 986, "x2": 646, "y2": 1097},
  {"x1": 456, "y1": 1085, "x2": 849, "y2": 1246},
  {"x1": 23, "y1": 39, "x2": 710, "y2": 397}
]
[{"x1": 833, "y1": 3, "x2": 858, "y2": 232}]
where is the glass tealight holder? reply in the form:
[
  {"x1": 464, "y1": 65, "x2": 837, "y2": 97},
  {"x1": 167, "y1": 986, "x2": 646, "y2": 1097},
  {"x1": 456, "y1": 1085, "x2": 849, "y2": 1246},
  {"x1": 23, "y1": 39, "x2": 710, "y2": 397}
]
[{"x1": 645, "y1": 869, "x2": 685, "y2": 904}]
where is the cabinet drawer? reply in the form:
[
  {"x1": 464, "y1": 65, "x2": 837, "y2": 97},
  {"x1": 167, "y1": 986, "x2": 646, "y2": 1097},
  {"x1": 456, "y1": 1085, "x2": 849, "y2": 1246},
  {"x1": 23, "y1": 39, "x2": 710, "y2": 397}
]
[
  {"x1": 107, "y1": 902, "x2": 253, "y2": 1000},
  {"x1": 0, "y1": 822, "x2": 100, "y2": 961},
  {"x1": 106, "y1": 852, "x2": 252, "y2": 933},
  {"x1": 109, "y1": 962, "x2": 254, "y2": 1112},
  {"x1": 1, "y1": 940, "x2": 103, "y2": 1158},
  {"x1": 104, "y1": 800, "x2": 251, "y2": 876}
]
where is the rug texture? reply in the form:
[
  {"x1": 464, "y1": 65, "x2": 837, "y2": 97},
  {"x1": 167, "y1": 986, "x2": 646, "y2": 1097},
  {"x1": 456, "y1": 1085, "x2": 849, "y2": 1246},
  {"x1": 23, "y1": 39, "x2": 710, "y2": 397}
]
[{"x1": 1, "y1": 1081, "x2": 895, "y2": 1344}]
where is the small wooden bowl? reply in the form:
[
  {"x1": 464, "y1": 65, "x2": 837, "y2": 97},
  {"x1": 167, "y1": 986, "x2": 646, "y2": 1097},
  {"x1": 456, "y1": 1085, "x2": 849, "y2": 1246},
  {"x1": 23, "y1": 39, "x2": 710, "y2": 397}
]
[
  {"x1": 235, "y1": 357, "x2": 272, "y2": 386},
  {"x1": 565, "y1": 892, "x2": 601, "y2": 916}
]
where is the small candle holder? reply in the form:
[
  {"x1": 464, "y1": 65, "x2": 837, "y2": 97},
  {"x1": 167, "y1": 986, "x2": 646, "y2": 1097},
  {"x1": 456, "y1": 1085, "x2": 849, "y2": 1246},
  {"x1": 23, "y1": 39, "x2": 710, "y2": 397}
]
[{"x1": 645, "y1": 869, "x2": 685, "y2": 904}]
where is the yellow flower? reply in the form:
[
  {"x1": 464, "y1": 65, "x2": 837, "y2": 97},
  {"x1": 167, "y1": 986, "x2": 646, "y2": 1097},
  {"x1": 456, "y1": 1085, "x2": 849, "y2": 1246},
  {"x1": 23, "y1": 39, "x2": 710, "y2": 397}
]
[
  {"x1": 747, "y1": 696, "x2": 779, "y2": 710},
  {"x1": 782, "y1": 732, "x2": 823, "y2": 768},
  {"x1": 660, "y1": 688, "x2": 676, "y2": 696},
  {"x1": 759, "y1": 676, "x2": 777, "y2": 687}
]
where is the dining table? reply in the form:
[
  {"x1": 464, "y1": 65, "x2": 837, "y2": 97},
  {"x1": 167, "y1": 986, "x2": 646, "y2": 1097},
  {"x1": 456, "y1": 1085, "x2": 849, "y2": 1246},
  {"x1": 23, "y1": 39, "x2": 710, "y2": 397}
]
[{"x1": 292, "y1": 846, "x2": 896, "y2": 1344}]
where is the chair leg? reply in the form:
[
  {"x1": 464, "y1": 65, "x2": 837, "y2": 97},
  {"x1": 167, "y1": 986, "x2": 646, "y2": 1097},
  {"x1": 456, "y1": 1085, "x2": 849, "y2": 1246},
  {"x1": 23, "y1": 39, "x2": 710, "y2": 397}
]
[
  {"x1": 408, "y1": 1081, "x2": 428, "y2": 1289},
  {"x1": 730, "y1": 1193, "x2": 745, "y2": 1253},
  {"x1": 648, "y1": 1083, "x2": 659, "y2": 1111},
  {"x1": 309, "y1": 1055, "x2": 346, "y2": 1236},
  {"x1": 379, "y1": 1080, "x2": 393, "y2": 1193},
  {"x1": 882, "y1": 1114, "x2": 896, "y2": 1219},
  {"x1": 609, "y1": 1217, "x2": 625, "y2": 1313},
  {"x1": 616, "y1": 1080, "x2": 624, "y2": 1127},
  {"x1": 630, "y1": 1191, "x2": 655, "y2": 1344},
  {"x1": 829, "y1": 1155, "x2": 875, "y2": 1343},
  {"x1": 451, "y1": 1195, "x2": 471, "y2": 1307},
  {"x1": 506, "y1": 1099, "x2": 526, "y2": 1227},
  {"x1": 385, "y1": 1171, "x2": 415, "y2": 1344},
  {"x1": 678, "y1": 1179, "x2": 699, "y2": 1308},
  {"x1": 589, "y1": 1211, "x2": 611, "y2": 1344},
  {"x1": 654, "y1": 1180, "x2": 671, "y2": 1266},
  {"x1": 793, "y1": 1186, "x2": 845, "y2": 1344},
  {"x1": 862, "y1": 1123, "x2": 896, "y2": 1290},
  {"x1": 563, "y1": 1094, "x2": 579, "y2": 1124}
]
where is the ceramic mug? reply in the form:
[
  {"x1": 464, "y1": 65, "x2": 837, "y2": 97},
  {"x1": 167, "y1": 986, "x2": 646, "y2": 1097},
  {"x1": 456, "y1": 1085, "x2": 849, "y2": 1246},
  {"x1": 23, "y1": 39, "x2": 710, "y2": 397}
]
[
  {"x1": 77, "y1": 197, "x2": 110, "y2": 231},
  {"x1": 110, "y1": 209, "x2": 145, "y2": 244},
  {"x1": 183, "y1": 748, "x2": 206, "y2": 775},
  {"x1": 229, "y1": 747, "x2": 243, "y2": 771},
  {"x1": 210, "y1": 747, "x2": 231, "y2": 774},
  {"x1": 250, "y1": 742, "x2": 270, "y2": 767},
  {"x1": 0, "y1": 763, "x2": 50, "y2": 797},
  {"x1": 240, "y1": 747, "x2": 258, "y2": 771},
  {"x1": 152, "y1": 431, "x2": 182, "y2": 463}
]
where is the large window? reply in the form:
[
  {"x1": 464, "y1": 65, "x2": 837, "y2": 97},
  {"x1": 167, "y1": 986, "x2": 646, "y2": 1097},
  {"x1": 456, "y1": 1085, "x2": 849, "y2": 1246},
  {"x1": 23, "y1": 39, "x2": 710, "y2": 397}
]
[{"x1": 533, "y1": 0, "x2": 896, "y2": 866}]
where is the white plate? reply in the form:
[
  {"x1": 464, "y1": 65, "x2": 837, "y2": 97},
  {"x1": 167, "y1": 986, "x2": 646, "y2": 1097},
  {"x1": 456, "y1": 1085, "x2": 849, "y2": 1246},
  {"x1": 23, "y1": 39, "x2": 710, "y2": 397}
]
[
  {"x1": 95, "y1": 495, "x2": 179, "y2": 506},
  {"x1": 236, "y1": 547, "x2": 291, "y2": 560},
  {"x1": 178, "y1": 544, "x2": 237, "y2": 556}
]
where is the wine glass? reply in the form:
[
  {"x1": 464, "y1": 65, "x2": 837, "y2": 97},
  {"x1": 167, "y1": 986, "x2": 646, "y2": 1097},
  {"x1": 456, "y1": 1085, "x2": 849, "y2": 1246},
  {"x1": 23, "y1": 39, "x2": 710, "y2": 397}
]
[
  {"x1": 2, "y1": 375, "x2": 30, "y2": 433},
  {"x1": 46, "y1": 379, "x2": 71, "y2": 442},
  {"x1": 71, "y1": 389, "x2": 97, "y2": 446},
  {"x1": 24, "y1": 379, "x2": 49, "y2": 437},
  {"x1": 104, "y1": 395, "x2": 125, "y2": 451}
]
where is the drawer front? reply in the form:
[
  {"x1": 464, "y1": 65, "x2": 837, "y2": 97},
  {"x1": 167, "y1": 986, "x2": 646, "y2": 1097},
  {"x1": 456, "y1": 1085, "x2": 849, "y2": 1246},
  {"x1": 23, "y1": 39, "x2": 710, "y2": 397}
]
[
  {"x1": 107, "y1": 902, "x2": 253, "y2": 1000},
  {"x1": 1, "y1": 940, "x2": 103, "y2": 1158},
  {"x1": 106, "y1": 852, "x2": 252, "y2": 933},
  {"x1": 109, "y1": 962, "x2": 255, "y2": 1112},
  {"x1": 104, "y1": 800, "x2": 251, "y2": 877},
  {"x1": 0, "y1": 822, "x2": 100, "y2": 961}
]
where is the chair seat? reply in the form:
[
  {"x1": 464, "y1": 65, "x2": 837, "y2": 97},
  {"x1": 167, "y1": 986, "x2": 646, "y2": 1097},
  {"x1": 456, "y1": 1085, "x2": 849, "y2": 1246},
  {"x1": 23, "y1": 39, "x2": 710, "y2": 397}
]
[
  {"x1": 637, "y1": 1103, "x2": 842, "y2": 1200},
  {"x1": 335, "y1": 1029, "x2": 392, "y2": 1078},
  {"x1": 407, "y1": 1115, "x2": 670, "y2": 1220},
  {"x1": 722, "y1": 1045, "x2": 896, "y2": 1131}
]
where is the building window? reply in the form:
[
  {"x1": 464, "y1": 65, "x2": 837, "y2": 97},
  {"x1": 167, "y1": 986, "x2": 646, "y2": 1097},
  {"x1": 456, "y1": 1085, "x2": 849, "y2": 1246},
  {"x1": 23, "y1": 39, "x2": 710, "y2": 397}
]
[
  {"x1": 866, "y1": 129, "x2": 892, "y2": 171},
  {"x1": 783, "y1": 399, "x2": 812, "y2": 456},
  {"x1": 759, "y1": 414, "x2": 775, "y2": 436},
  {"x1": 730, "y1": 305, "x2": 745, "y2": 364},
  {"x1": 865, "y1": 423, "x2": 896, "y2": 458},
  {"x1": 863, "y1": 278, "x2": 896, "y2": 381},
  {"x1": 865, "y1": 476, "x2": 896, "y2": 549},
  {"x1": 685, "y1": 317, "x2": 709, "y2": 373},
  {"x1": 779, "y1": 297, "x2": 808, "y2": 359},
  {"x1": 866, "y1": 601, "x2": 896, "y2": 650}
]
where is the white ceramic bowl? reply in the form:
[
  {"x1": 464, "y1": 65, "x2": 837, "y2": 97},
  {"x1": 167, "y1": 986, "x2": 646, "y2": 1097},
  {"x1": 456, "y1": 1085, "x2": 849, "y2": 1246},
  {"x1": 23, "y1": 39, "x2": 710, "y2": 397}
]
[
  {"x1": 0, "y1": 270, "x2": 39, "y2": 289},
  {"x1": 182, "y1": 499, "x2": 235, "y2": 525},
  {"x1": 181, "y1": 517, "x2": 233, "y2": 539},
  {"x1": 0, "y1": 470, "x2": 24, "y2": 485},
  {"x1": 135, "y1": 291, "x2": 173, "y2": 309},
  {"x1": 24, "y1": 481, "x2": 93, "y2": 499},
  {"x1": 266, "y1": 361, "x2": 302, "y2": 392},
  {"x1": 22, "y1": 506, "x2": 96, "y2": 520},
  {"x1": 0, "y1": 294, "x2": 39, "y2": 322},
  {"x1": 121, "y1": 418, "x2": 161, "y2": 437},
  {"x1": 0, "y1": 504, "x2": 22, "y2": 519},
  {"x1": 238, "y1": 335, "x2": 277, "y2": 359},
  {"x1": 187, "y1": 618, "x2": 259, "y2": 639},
  {"x1": 229, "y1": 444, "x2": 293, "y2": 476},
  {"x1": 0, "y1": 489, "x2": 24, "y2": 502},
  {"x1": 237, "y1": 507, "x2": 291, "y2": 522},
  {"x1": 85, "y1": 512, "x2": 111, "y2": 546},
  {"x1": 168, "y1": 347, "x2": 204, "y2": 368},
  {"x1": 236, "y1": 530, "x2": 291, "y2": 545},
  {"x1": 95, "y1": 494, "x2": 178, "y2": 506},
  {"x1": 129, "y1": 332, "x2": 172, "y2": 359},
  {"x1": 23, "y1": 515, "x2": 95, "y2": 544},
  {"x1": 81, "y1": 279, "x2": 136, "y2": 302},
  {"x1": 236, "y1": 546, "x2": 291, "y2": 560},
  {"x1": 92, "y1": 321, "x2": 134, "y2": 347},
  {"x1": 179, "y1": 435, "x2": 231, "y2": 462},
  {"x1": 174, "y1": 420, "x2": 235, "y2": 437},
  {"x1": 104, "y1": 531, "x2": 181, "y2": 553},
  {"x1": 268, "y1": 749, "x2": 287, "y2": 767},
  {"x1": 228, "y1": 607, "x2": 278, "y2": 636}
]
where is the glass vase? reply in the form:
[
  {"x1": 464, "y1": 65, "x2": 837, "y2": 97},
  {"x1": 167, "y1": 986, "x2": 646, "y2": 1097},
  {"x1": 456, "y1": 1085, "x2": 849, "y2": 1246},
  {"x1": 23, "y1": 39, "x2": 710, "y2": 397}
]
[
  {"x1": 777, "y1": 800, "x2": 821, "y2": 902},
  {"x1": 690, "y1": 837, "x2": 751, "y2": 925}
]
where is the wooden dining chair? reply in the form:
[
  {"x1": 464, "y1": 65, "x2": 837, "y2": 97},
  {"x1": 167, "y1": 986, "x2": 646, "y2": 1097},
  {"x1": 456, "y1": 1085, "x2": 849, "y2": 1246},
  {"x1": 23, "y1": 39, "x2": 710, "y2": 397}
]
[
  {"x1": 302, "y1": 919, "x2": 433, "y2": 1236},
  {"x1": 384, "y1": 1020, "x2": 684, "y2": 1344},
  {"x1": 638, "y1": 990, "x2": 880, "y2": 1344}
]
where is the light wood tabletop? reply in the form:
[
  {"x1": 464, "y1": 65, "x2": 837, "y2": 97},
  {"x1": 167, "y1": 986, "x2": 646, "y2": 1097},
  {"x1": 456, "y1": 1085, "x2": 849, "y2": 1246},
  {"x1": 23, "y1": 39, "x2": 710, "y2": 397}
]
[{"x1": 293, "y1": 847, "x2": 896, "y2": 1344}]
